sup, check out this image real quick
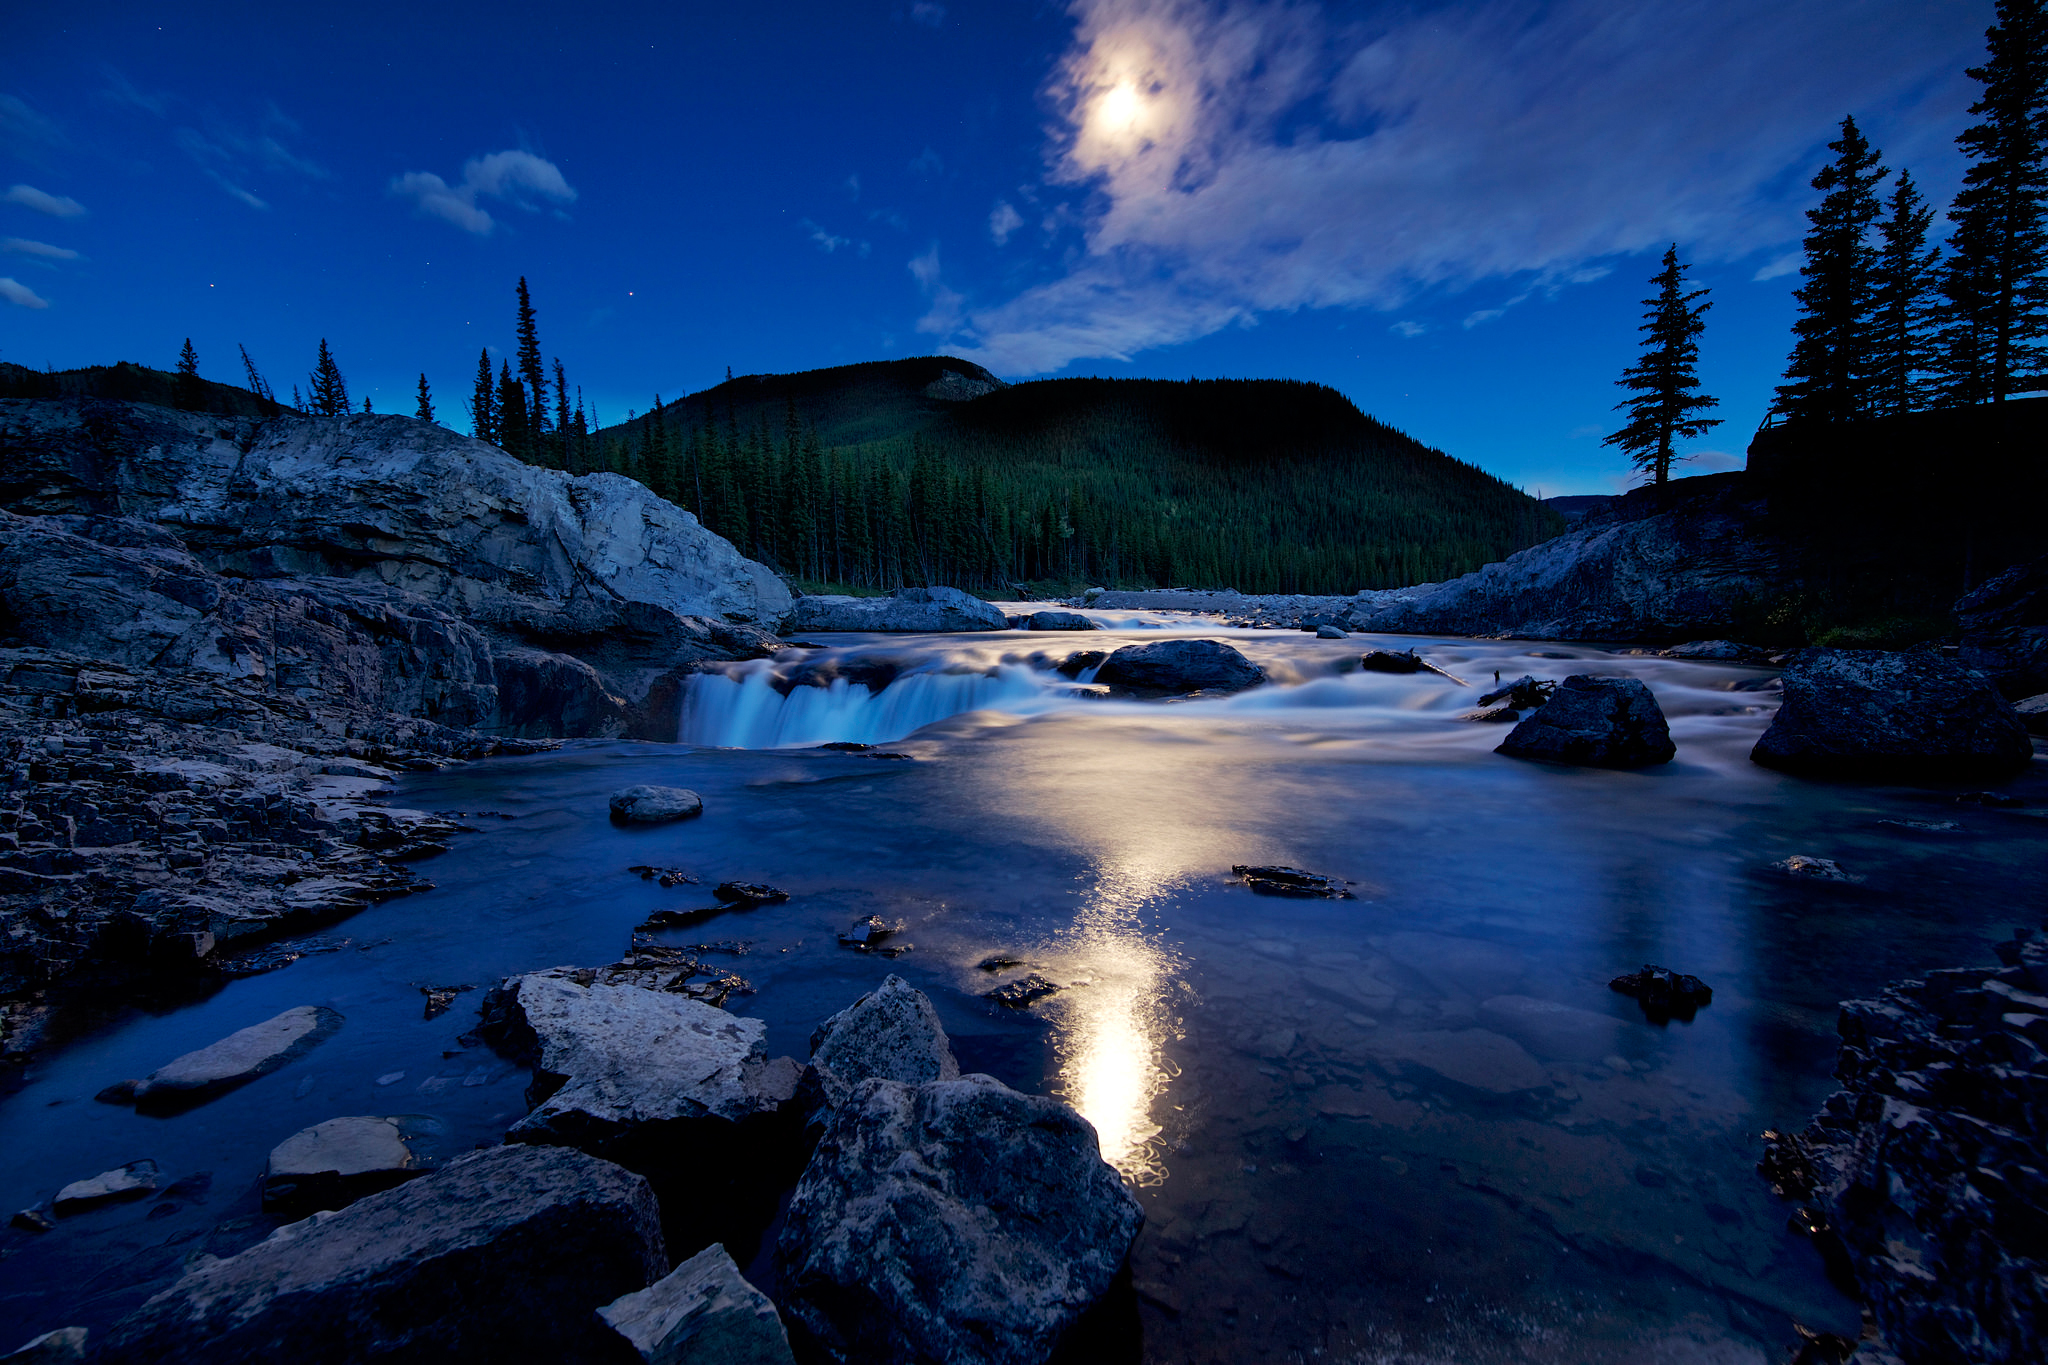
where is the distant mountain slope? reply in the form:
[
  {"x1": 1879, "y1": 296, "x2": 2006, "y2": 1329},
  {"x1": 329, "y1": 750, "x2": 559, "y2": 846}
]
[
  {"x1": 598, "y1": 361, "x2": 1560, "y2": 595},
  {"x1": 0, "y1": 360, "x2": 290, "y2": 419}
]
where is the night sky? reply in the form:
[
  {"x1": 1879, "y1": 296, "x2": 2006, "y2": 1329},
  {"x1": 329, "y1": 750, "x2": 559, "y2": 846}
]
[{"x1": 0, "y1": 1, "x2": 1995, "y2": 494}]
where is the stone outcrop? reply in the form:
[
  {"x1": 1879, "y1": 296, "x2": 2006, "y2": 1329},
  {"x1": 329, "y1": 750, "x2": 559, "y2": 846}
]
[
  {"x1": 598, "y1": 1243, "x2": 797, "y2": 1365},
  {"x1": 803, "y1": 973, "x2": 960, "y2": 1113},
  {"x1": 1957, "y1": 554, "x2": 2048, "y2": 700},
  {"x1": 1495, "y1": 674, "x2": 1676, "y2": 768},
  {"x1": 781, "y1": 586, "x2": 1008, "y2": 634},
  {"x1": 116, "y1": 1005, "x2": 343, "y2": 1114},
  {"x1": 93, "y1": 1144, "x2": 668, "y2": 1364},
  {"x1": 1096, "y1": 639, "x2": 1264, "y2": 694},
  {"x1": 776, "y1": 1072, "x2": 1144, "y2": 1365},
  {"x1": 480, "y1": 965, "x2": 802, "y2": 1150},
  {"x1": 1750, "y1": 649, "x2": 2033, "y2": 780},
  {"x1": 1771, "y1": 934, "x2": 2047, "y2": 1363}
]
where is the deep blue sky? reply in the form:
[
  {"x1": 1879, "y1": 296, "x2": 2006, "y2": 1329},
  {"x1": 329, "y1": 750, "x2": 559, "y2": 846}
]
[{"x1": 0, "y1": 1, "x2": 1996, "y2": 494}]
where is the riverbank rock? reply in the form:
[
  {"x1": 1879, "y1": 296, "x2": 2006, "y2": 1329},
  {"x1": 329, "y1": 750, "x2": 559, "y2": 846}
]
[
  {"x1": 1779, "y1": 935, "x2": 2048, "y2": 1362},
  {"x1": 598, "y1": 1243, "x2": 796, "y2": 1365},
  {"x1": 117, "y1": 1005, "x2": 343, "y2": 1114},
  {"x1": 1495, "y1": 675, "x2": 1675, "y2": 768},
  {"x1": 94, "y1": 1144, "x2": 667, "y2": 1365},
  {"x1": 2018, "y1": 693, "x2": 2048, "y2": 736},
  {"x1": 776, "y1": 1072, "x2": 1144, "y2": 1365},
  {"x1": 803, "y1": 974, "x2": 959, "y2": 1115},
  {"x1": 53, "y1": 1160, "x2": 158, "y2": 1215},
  {"x1": 1096, "y1": 639, "x2": 1264, "y2": 694},
  {"x1": 1956, "y1": 553, "x2": 2048, "y2": 698},
  {"x1": 1750, "y1": 649, "x2": 2033, "y2": 780},
  {"x1": 781, "y1": 586, "x2": 1007, "y2": 634},
  {"x1": 480, "y1": 966, "x2": 802, "y2": 1150},
  {"x1": 263, "y1": 1115, "x2": 437, "y2": 1213},
  {"x1": 1025, "y1": 610, "x2": 1097, "y2": 631},
  {"x1": 609, "y1": 785, "x2": 705, "y2": 824}
]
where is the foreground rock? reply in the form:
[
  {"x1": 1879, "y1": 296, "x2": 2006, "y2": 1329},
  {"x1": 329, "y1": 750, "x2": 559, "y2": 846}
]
[
  {"x1": 803, "y1": 973, "x2": 959, "y2": 1113},
  {"x1": 781, "y1": 586, "x2": 1007, "y2": 634},
  {"x1": 95, "y1": 1144, "x2": 667, "y2": 1365},
  {"x1": 480, "y1": 965, "x2": 801, "y2": 1150},
  {"x1": 1750, "y1": 649, "x2": 2032, "y2": 780},
  {"x1": 599, "y1": 1243, "x2": 796, "y2": 1365},
  {"x1": 609, "y1": 785, "x2": 705, "y2": 824},
  {"x1": 114, "y1": 1005, "x2": 343, "y2": 1114},
  {"x1": 1096, "y1": 638, "x2": 1264, "y2": 694},
  {"x1": 53, "y1": 1160, "x2": 158, "y2": 1215},
  {"x1": 776, "y1": 1073, "x2": 1144, "y2": 1365},
  {"x1": 1496, "y1": 675, "x2": 1675, "y2": 768},
  {"x1": 263, "y1": 1115, "x2": 437, "y2": 1213},
  {"x1": 1767, "y1": 934, "x2": 2047, "y2": 1363}
]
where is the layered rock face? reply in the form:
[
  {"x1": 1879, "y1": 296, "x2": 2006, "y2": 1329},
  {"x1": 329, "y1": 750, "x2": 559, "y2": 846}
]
[{"x1": 1751, "y1": 649, "x2": 2032, "y2": 780}]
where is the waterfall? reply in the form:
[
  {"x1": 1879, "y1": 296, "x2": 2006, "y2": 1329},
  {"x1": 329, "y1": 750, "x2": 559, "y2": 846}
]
[{"x1": 679, "y1": 660, "x2": 1093, "y2": 748}]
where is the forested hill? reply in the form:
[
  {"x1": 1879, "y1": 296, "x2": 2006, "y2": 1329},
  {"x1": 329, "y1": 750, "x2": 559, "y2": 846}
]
[{"x1": 597, "y1": 360, "x2": 1561, "y2": 595}]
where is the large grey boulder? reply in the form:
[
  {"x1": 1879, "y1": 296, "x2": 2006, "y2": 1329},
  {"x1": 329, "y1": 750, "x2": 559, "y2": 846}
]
[
  {"x1": 1751, "y1": 649, "x2": 2033, "y2": 780},
  {"x1": 776, "y1": 1073, "x2": 1143, "y2": 1365},
  {"x1": 1495, "y1": 674, "x2": 1676, "y2": 768},
  {"x1": 781, "y1": 586, "x2": 1007, "y2": 634},
  {"x1": 1096, "y1": 638, "x2": 1264, "y2": 694},
  {"x1": 804, "y1": 974, "x2": 959, "y2": 1113},
  {"x1": 599, "y1": 1243, "x2": 796, "y2": 1365},
  {"x1": 480, "y1": 966, "x2": 802, "y2": 1150},
  {"x1": 119, "y1": 1005, "x2": 343, "y2": 1114},
  {"x1": 1024, "y1": 610, "x2": 1097, "y2": 631},
  {"x1": 94, "y1": 1144, "x2": 667, "y2": 1365},
  {"x1": 608, "y1": 784, "x2": 704, "y2": 824}
]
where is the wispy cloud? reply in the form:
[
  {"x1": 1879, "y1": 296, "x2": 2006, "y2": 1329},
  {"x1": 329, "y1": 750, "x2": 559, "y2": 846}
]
[
  {"x1": 909, "y1": 146, "x2": 944, "y2": 177},
  {"x1": 928, "y1": 0, "x2": 1983, "y2": 374},
  {"x1": 910, "y1": 2, "x2": 948, "y2": 27},
  {"x1": 391, "y1": 151, "x2": 577, "y2": 235},
  {"x1": 0, "y1": 277, "x2": 50, "y2": 309},
  {"x1": 4, "y1": 184, "x2": 85, "y2": 217},
  {"x1": 989, "y1": 200, "x2": 1024, "y2": 245},
  {"x1": 1389, "y1": 320, "x2": 1428, "y2": 338},
  {"x1": 910, "y1": 244, "x2": 966, "y2": 335},
  {"x1": 805, "y1": 218, "x2": 869, "y2": 255},
  {"x1": 175, "y1": 105, "x2": 325, "y2": 209},
  {"x1": 100, "y1": 66, "x2": 167, "y2": 117},
  {"x1": 1752, "y1": 252, "x2": 1802, "y2": 281},
  {"x1": 2, "y1": 237, "x2": 80, "y2": 260},
  {"x1": 0, "y1": 94, "x2": 65, "y2": 158},
  {"x1": 1462, "y1": 308, "x2": 1504, "y2": 329}
]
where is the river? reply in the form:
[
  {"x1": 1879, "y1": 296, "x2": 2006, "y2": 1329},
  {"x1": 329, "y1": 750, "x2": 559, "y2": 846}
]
[{"x1": 3, "y1": 614, "x2": 2043, "y2": 1362}]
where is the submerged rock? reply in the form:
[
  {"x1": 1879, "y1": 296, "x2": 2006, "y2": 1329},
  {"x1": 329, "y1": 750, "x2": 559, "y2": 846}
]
[
  {"x1": 1477, "y1": 995, "x2": 1625, "y2": 1064},
  {"x1": 837, "y1": 915, "x2": 907, "y2": 952},
  {"x1": 1750, "y1": 648, "x2": 2032, "y2": 780},
  {"x1": 1096, "y1": 639, "x2": 1264, "y2": 694},
  {"x1": 776, "y1": 1073, "x2": 1144, "y2": 1365},
  {"x1": 1610, "y1": 965, "x2": 1713, "y2": 1020},
  {"x1": 263, "y1": 1115, "x2": 438, "y2": 1214},
  {"x1": 782, "y1": 586, "x2": 1008, "y2": 634},
  {"x1": 985, "y1": 974, "x2": 1062, "y2": 1009},
  {"x1": 1372, "y1": 1028, "x2": 1548, "y2": 1094},
  {"x1": 479, "y1": 966, "x2": 802, "y2": 1150},
  {"x1": 1772, "y1": 855, "x2": 1857, "y2": 882},
  {"x1": 54, "y1": 1160, "x2": 159, "y2": 1215},
  {"x1": 598, "y1": 1243, "x2": 796, "y2": 1365},
  {"x1": 1026, "y1": 610, "x2": 1098, "y2": 631},
  {"x1": 1496, "y1": 674, "x2": 1675, "y2": 768},
  {"x1": 1478, "y1": 674, "x2": 1555, "y2": 709},
  {"x1": 116, "y1": 1005, "x2": 343, "y2": 1114},
  {"x1": 1231, "y1": 865, "x2": 1355, "y2": 899},
  {"x1": 714, "y1": 881, "x2": 790, "y2": 907},
  {"x1": 1358, "y1": 648, "x2": 1424, "y2": 673},
  {"x1": 94, "y1": 1145, "x2": 667, "y2": 1365},
  {"x1": 609, "y1": 785, "x2": 705, "y2": 824}
]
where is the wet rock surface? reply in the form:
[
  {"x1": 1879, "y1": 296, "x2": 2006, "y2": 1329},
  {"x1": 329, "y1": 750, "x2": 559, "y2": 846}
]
[
  {"x1": 92, "y1": 1144, "x2": 668, "y2": 1365},
  {"x1": 775, "y1": 1072, "x2": 1144, "y2": 1365},
  {"x1": 1773, "y1": 933, "x2": 2048, "y2": 1364},
  {"x1": 1751, "y1": 648, "x2": 2033, "y2": 780},
  {"x1": 117, "y1": 1005, "x2": 344, "y2": 1113},
  {"x1": 1496, "y1": 674, "x2": 1676, "y2": 768},
  {"x1": 598, "y1": 1242, "x2": 796, "y2": 1365},
  {"x1": 609, "y1": 785, "x2": 705, "y2": 824},
  {"x1": 1232, "y1": 865, "x2": 1356, "y2": 899},
  {"x1": 782, "y1": 586, "x2": 1008, "y2": 634},
  {"x1": 262, "y1": 1115, "x2": 439, "y2": 1214},
  {"x1": 52, "y1": 1161, "x2": 159, "y2": 1215},
  {"x1": 1096, "y1": 639, "x2": 1265, "y2": 694},
  {"x1": 985, "y1": 973, "x2": 1062, "y2": 1008}
]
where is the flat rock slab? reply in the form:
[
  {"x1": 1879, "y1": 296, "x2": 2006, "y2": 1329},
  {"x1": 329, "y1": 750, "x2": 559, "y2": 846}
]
[
  {"x1": 483, "y1": 967, "x2": 801, "y2": 1148},
  {"x1": 1497, "y1": 674, "x2": 1675, "y2": 768},
  {"x1": 264, "y1": 1115, "x2": 439, "y2": 1213},
  {"x1": 777, "y1": 1074, "x2": 1143, "y2": 1365},
  {"x1": 598, "y1": 1242, "x2": 795, "y2": 1364},
  {"x1": 1371, "y1": 1028, "x2": 1548, "y2": 1094},
  {"x1": 1751, "y1": 648, "x2": 2033, "y2": 780},
  {"x1": 1477, "y1": 995, "x2": 1626, "y2": 1064},
  {"x1": 126, "y1": 1006, "x2": 343, "y2": 1114},
  {"x1": 54, "y1": 1160, "x2": 159, "y2": 1215},
  {"x1": 610, "y1": 785, "x2": 704, "y2": 824},
  {"x1": 94, "y1": 1144, "x2": 667, "y2": 1365}
]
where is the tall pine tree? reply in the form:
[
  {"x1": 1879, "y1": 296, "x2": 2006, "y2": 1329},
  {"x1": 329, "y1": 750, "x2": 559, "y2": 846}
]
[
  {"x1": 515, "y1": 277, "x2": 548, "y2": 448},
  {"x1": 173, "y1": 338, "x2": 202, "y2": 411},
  {"x1": 1867, "y1": 171, "x2": 1943, "y2": 417},
  {"x1": 415, "y1": 373, "x2": 436, "y2": 423},
  {"x1": 468, "y1": 349, "x2": 498, "y2": 443},
  {"x1": 497, "y1": 361, "x2": 530, "y2": 459},
  {"x1": 308, "y1": 339, "x2": 350, "y2": 416},
  {"x1": 1604, "y1": 246, "x2": 1722, "y2": 485},
  {"x1": 1937, "y1": 0, "x2": 2048, "y2": 403},
  {"x1": 1776, "y1": 117, "x2": 1887, "y2": 423},
  {"x1": 238, "y1": 345, "x2": 275, "y2": 404}
]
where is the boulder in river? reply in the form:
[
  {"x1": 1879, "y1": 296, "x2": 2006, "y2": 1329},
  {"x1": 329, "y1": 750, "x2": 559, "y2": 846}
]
[
  {"x1": 1610, "y1": 965, "x2": 1713, "y2": 1020},
  {"x1": 1096, "y1": 639, "x2": 1264, "y2": 694},
  {"x1": 776, "y1": 1072, "x2": 1144, "y2": 1365},
  {"x1": 804, "y1": 974, "x2": 958, "y2": 1115},
  {"x1": 597, "y1": 1242, "x2": 796, "y2": 1365},
  {"x1": 714, "y1": 881, "x2": 789, "y2": 907},
  {"x1": 263, "y1": 1115, "x2": 439, "y2": 1213},
  {"x1": 781, "y1": 586, "x2": 1008, "y2": 634},
  {"x1": 1495, "y1": 674, "x2": 1675, "y2": 768},
  {"x1": 1315, "y1": 624, "x2": 1348, "y2": 639},
  {"x1": 1358, "y1": 648, "x2": 1425, "y2": 674},
  {"x1": 1232, "y1": 864, "x2": 1355, "y2": 899},
  {"x1": 609, "y1": 785, "x2": 705, "y2": 824},
  {"x1": 1750, "y1": 648, "x2": 2033, "y2": 780},
  {"x1": 114, "y1": 1005, "x2": 343, "y2": 1114},
  {"x1": 480, "y1": 966, "x2": 803, "y2": 1150},
  {"x1": 1026, "y1": 610, "x2": 1098, "y2": 631},
  {"x1": 93, "y1": 1144, "x2": 667, "y2": 1365},
  {"x1": 53, "y1": 1160, "x2": 158, "y2": 1215}
]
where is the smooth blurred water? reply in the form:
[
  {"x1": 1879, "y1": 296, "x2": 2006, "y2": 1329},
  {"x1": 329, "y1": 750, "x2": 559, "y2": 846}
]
[{"x1": 3, "y1": 622, "x2": 2044, "y2": 1362}]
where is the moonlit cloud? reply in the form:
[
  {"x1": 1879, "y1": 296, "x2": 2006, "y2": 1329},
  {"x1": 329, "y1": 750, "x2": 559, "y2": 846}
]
[
  {"x1": 101, "y1": 67, "x2": 167, "y2": 117},
  {"x1": 391, "y1": 151, "x2": 577, "y2": 235},
  {"x1": 175, "y1": 108, "x2": 324, "y2": 209},
  {"x1": 0, "y1": 277, "x2": 50, "y2": 309},
  {"x1": 2, "y1": 237, "x2": 79, "y2": 259},
  {"x1": 4, "y1": 184, "x2": 85, "y2": 217},
  {"x1": 989, "y1": 200, "x2": 1024, "y2": 245},
  {"x1": 806, "y1": 219, "x2": 868, "y2": 255},
  {"x1": 929, "y1": 0, "x2": 1985, "y2": 374}
]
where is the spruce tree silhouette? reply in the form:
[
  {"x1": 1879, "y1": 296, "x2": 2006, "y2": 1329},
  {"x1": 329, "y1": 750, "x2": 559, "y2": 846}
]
[{"x1": 1604, "y1": 246, "x2": 1721, "y2": 486}]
